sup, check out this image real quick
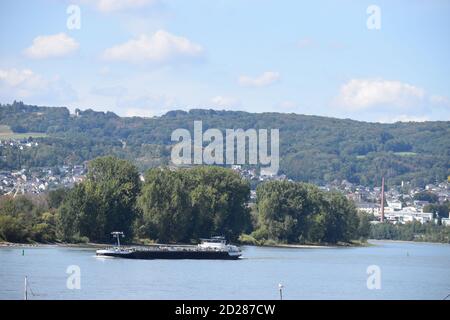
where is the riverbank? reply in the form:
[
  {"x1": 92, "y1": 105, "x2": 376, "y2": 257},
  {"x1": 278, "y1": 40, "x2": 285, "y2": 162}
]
[
  {"x1": 0, "y1": 241, "x2": 108, "y2": 248},
  {"x1": 368, "y1": 238, "x2": 450, "y2": 246},
  {"x1": 237, "y1": 233, "x2": 371, "y2": 248},
  {"x1": 4, "y1": 238, "x2": 448, "y2": 250},
  {"x1": 0, "y1": 239, "x2": 363, "y2": 249},
  {"x1": 253, "y1": 239, "x2": 371, "y2": 249}
]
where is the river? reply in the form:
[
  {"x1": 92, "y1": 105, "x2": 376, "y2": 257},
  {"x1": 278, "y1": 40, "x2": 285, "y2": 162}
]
[{"x1": 1, "y1": 240, "x2": 449, "y2": 300}]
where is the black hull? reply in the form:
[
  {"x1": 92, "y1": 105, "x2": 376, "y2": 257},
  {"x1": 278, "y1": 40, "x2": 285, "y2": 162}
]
[{"x1": 97, "y1": 250, "x2": 241, "y2": 260}]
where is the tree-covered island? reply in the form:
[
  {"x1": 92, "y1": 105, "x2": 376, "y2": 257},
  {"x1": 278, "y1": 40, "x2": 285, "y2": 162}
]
[{"x1": 0, "y1": 156, "x2": 367, "y2": 246}]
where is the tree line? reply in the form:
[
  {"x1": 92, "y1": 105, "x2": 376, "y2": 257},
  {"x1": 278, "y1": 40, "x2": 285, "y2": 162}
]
[
  {"x1": 1, "y1": 156, "x2": 448, "y2": 245},
  {"x1": 242, "y1": 181, "x2": 370, "y2": 245},
  {"x1": 370, "y1": 222, "x2": 450, "y2": 243},
  {"x1": 1, "y1": 157, "x2": 252, "y2": 244}
]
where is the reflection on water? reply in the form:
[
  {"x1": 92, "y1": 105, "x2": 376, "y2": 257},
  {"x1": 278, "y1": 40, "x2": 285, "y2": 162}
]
[{"x1": 1, "y1": 240, "x2": 449, "y2": 300}]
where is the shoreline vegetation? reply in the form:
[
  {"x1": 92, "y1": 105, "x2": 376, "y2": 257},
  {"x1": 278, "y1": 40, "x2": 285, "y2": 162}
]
[
  {"x1": 5, "y1": 232, "x2": 450, "y2": 249},
  {"x1": 1, "y1": 156, "x2": 449, "y2": 247},
  {"x1": 0, "y1": 235, "x2": 366, "y2": 248},
  {"x1": 0, "y1": 239, "x2": 366, "y2": 249},
  {"x1": 3, "y1": 238, "x2": 450, "y2": 250}
]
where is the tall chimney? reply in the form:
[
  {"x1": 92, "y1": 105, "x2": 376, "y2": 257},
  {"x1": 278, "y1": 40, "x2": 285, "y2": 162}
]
[{"x1": 380, "y1": 177, "x2": 385, "y2": 223}]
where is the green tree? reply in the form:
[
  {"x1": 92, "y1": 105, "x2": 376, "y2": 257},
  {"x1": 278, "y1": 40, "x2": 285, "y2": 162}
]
[
  {"x1": 423, "y1": 202, "x2": 449, "y2": 218},
  {"x1": 57, "y1": 184, "x2": 89, "y2": 241},
  {"x1": 58, "y1": 156, "x2": 141, "y2": 242},
  {"x1": 137, "y1": 168, "x2": 192, "y2": 243},
  {"x1": 0, "y1": 215, "x2": 27, "y2": 242},
  {"x1": 323, "y1": 192, "x2": 359, "y2": 243},
  {"x1": 254, "y1": 181, "x2": 360, "y2": 244},
  {"x1": 137, "y1": 166, "x2": 251, "y2": 243},
  {"x1": 189, "y1": 167, "x2": 251, "y2": 240},
  {"x1": 413, "y1": 191, "x2": 438, "y2": 203},
  {"x1": 47, "y1": 188, "x2": 68, "y2": 209},
  {"x1": 357, "y1": 212, "x2": 372, "y2": 240}
]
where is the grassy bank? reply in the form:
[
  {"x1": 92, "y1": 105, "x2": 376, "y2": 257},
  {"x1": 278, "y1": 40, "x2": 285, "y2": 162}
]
[{"x1": 237, "y1": 234, "x2": 369, "y2": 248}]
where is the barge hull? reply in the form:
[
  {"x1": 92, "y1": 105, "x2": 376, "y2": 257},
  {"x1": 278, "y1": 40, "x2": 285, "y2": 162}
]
[{"x1": 97, "y1": 251, "x2": 240, "y2": 260}]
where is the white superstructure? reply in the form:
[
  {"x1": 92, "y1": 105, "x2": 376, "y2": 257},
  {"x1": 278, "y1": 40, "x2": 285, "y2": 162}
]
[{"x1": 198, "y1": 236, "x2": 241, "y2": 257}]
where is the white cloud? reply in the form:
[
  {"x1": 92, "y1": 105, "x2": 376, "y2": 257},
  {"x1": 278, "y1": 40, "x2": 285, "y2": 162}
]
[
  {"x1": 210, "y1": 96, "x2": 240, "y2": 108},
  {"x1": 102, "y1": 30, "x2": 204, "y2": 63},
  {"x1": 81, "y1": 0, "x2": 158, "y2": 12},
  {"x1": 333, "y1": 78, "x2": 450, "y2": 121},
  {"x1": 24, "y1": 33, "x2": 79, "y2": 59},
  {"x1": 0, "y1": 68, "x2": 77, "y2": 103},
  {"x1": 238, "y1": 71, "x2": 280, "y2": 87},
  {"x1": 336, "y1": 78, "x2": 425, "y2": 110},
  {"x1": 0, "y1": 68, "x2": 43, "y2": 89}
]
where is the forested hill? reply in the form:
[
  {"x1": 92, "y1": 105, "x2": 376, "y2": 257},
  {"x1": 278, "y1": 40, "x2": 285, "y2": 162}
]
[{"x1": 1, "y1": 101, "x2": 449, "y2": 187}]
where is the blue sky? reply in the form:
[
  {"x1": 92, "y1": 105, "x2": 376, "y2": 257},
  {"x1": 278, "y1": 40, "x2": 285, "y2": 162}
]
[{"x1": 0, "y1": 0, "x2": 449, "y2": 122}]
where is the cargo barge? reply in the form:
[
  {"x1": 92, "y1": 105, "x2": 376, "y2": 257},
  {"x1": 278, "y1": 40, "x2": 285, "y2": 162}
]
[{"x1": 96, "y1": 232, "x2": 242, "y2": 260}]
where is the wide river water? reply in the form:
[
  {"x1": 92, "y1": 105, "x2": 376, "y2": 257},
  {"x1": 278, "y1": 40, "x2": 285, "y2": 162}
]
[{"x1": 1, "y1": 240, "x2": 449, "y2": 300}]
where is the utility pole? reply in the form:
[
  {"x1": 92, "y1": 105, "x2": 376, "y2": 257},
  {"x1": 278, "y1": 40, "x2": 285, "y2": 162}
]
[
  {"x1": 24, "y1": 276, "x2": 27, "y2": 300},
  {"x1": 278, "y1": 283, "x2": 284, "y2": 300}
]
